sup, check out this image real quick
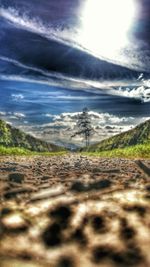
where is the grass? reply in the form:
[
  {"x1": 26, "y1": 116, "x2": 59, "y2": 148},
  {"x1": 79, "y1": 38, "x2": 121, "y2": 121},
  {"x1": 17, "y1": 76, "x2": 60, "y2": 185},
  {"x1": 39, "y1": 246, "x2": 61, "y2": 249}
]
[
  {"x1": 82, "y1": 143, "x2": 150, "y2": 159},
  {"x1": 86, "y1": 119, "x2": 150, "y2": 153},
  {"x1": 0, "y1": 119, "x2": 64, "y2": 152},
  {"x1": 1, "y1": 143, "x2": 150, "y2": 159},
  {"x1": 0, "y1": 146, "x2": 67, "y2": 156}
]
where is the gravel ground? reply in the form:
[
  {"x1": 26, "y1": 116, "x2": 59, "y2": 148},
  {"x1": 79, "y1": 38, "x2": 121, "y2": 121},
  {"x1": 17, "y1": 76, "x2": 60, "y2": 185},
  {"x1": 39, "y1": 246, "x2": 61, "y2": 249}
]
[{"x1": 0, "y1": 154, "x2": 150, "y2": 267}]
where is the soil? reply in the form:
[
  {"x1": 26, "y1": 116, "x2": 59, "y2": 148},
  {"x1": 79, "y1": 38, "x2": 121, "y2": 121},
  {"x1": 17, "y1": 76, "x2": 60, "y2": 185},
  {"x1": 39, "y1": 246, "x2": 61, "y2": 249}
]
[{"x1": 0, "y1": 154, "x2": 150, "y2": 267}]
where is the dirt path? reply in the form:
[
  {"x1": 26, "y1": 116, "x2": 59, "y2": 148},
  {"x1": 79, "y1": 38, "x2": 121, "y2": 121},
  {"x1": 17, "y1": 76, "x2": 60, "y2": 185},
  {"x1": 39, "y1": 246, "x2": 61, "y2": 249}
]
[{"x1": 0, "y1": 154, "x2": 150, "y2": 267}]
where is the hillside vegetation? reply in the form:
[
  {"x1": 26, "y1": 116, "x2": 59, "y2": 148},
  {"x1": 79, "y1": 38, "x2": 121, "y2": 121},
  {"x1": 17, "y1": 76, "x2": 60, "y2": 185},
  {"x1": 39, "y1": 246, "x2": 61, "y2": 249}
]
[
  {"x1": 84, "y1": 143, "x2": 150, "y2": 159},
  {"x1": 86, "y1": 119, "x2": 150, "y2": 153},
  {"x1": 0, "y1": 119, "x2": 64, "y2": 153}
]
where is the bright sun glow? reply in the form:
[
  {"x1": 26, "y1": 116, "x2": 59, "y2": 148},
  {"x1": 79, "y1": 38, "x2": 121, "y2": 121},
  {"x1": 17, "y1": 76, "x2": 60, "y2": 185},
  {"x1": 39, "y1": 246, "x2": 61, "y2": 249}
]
[{"x1": 78, "y1": 0, "x2": 136, "y2": 58}]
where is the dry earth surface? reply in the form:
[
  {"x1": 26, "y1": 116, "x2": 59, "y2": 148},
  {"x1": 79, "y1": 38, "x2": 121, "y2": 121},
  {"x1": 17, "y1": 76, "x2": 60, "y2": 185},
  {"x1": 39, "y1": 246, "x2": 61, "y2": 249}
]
[{"x1": 0, "y1": 154, "x2": 150, "y2": 267}]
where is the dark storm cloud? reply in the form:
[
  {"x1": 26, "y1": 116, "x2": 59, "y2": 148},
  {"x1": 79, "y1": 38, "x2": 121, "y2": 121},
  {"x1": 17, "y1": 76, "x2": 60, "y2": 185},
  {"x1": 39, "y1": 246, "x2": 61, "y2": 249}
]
[
  {"x1": 0, "y1": 0, "x2": 149, "y2": 72},
  {"x1": 2, "y1": 0, "x2": 149, "y2": 45},
  {"x1": 0, "y1": 16, "x2": 149, "y2": 81}
]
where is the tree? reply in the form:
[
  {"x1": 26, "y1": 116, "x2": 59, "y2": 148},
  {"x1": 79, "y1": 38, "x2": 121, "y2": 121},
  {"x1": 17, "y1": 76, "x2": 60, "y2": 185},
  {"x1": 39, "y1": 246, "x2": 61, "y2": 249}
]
[{"x1": 71, "y1": 108, "x2": 93, "y2": 147}]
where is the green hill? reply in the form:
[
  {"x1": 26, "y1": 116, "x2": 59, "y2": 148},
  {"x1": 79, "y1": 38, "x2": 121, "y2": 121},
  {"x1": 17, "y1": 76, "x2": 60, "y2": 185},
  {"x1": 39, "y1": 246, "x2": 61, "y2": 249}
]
[
  {"x1": 86, "y1": 119, "x2": 150, "y2": 153},
  {"x1": 0, "y1": 119, "x2": 64, "y2": 153}
]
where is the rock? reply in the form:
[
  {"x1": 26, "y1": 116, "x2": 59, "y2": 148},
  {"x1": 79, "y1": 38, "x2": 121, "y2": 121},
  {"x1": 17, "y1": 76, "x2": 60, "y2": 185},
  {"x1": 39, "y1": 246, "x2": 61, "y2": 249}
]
[
  {"x1": 90, "y1": 179, "x2": 112, "y2": 191},
  {"x1": 42, "y1": 222, "x2": 62, "y2": 247},
  {"x1": 70, "y1": 181, "x2": 86, "y2": 192},
  {"x1": 2, "y1": 213, "x2": 29, "y2": 232},
  {"x1": 0, "y1": 167, "x2": 16, "y2": 172},
  {"x1": 50, "y1": 204, "x2": 73, "y2": 227},
  {"x1": 92, "y1": 245, "x2": 113, "y2": 263},
  {"x1": 123, "y1": 204, "x2": 146, "y2": 217},
  {"x1": 31, "y1": 186, "x2": 64, "y2": 201},
  {"x1": 92, "y1": 168, "x2": 102, "y2": 173},
  {"x1": 70, "y1": 227, "x2": 87, "y2": 246},
  {"x1": 145, "y1": 184, "x2": 150, "y2": 191},
  {"x1": 41, "y1": 176, "x2": 50, "y2": 180},
  {"x1": 8, "y1": 173, "x2": 25, "y2": 184},
  {"x1": 90, "y1": 215, "x2": 106, "y2": 233},
  {"x1": 1, "y1": 207, "x2": 13, "y2": 216},
  {"x1": 56, "y1": 256, "x2": 75, "y2": 267},
  {"x1": 135, "y1": 160, "x2": 150, "y2": 177}
]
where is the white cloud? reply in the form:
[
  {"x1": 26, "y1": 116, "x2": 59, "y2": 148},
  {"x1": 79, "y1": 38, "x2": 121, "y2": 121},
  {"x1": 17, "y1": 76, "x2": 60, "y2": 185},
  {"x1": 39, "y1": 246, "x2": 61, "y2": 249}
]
[
  {"x1": 137, "y1": 73, "x2": 144, "y2": 81},
  {"x1": 51, "y1": 111, "x2": 135, "y2": 126},
  {"x1": 109, "y1": 76, "x2": 150, "y2": 103},
  {"x1": 45, "y1": 114, "x2": 55, "y2": 118},
  {"x1": 11, "y1": 94, "x2": 24, "y2": 101},
  {"x1": 0, "y1": 74, "x2": 69, "y2": 89},
  {"x1": 0, "y1": 111, "x2": 26, "y2": 120},
  {"x1": 0, "y1": 111, "x2": 6, "y2": 116},
  {"x1": 13, "y1": 113, "x2": 26, "y2": 118},
  {"x1": 0, "y1": 73, "x2": 101, "y2": 91}
]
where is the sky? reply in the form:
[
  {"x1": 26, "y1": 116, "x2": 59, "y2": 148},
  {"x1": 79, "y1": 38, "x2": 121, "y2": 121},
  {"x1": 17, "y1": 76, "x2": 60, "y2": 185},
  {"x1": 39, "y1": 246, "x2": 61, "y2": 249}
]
[{"x1": 0, "y1": 0, "x2": 150, "y2": 147}]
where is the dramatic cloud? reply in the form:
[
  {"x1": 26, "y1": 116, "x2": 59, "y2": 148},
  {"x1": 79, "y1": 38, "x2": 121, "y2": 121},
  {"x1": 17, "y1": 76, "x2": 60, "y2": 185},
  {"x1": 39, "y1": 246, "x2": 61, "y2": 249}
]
[
  {"x1": 0, "y1": 7, "x2": 77, "y2": 48},
  {"x1": 110, "y1": 77, "x2": 150, "y2": 103},
  {"x1": 14, "y1": 111, "x2": 147, "y2": 147},
  {"x1": 1, "y1": 6, "x2": 150, "y2": 72},
  {"x1": 0, "y1": 111, "x2": 26, "y2": 122},
  {"x1": 0, "y1": 1, "x2": 149, "y2": 148}
]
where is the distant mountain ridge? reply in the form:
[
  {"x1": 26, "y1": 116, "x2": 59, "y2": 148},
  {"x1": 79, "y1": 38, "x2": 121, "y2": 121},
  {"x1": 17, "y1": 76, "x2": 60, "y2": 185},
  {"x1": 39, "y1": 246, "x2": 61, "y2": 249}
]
[
  {"x1": 0, "y1": 119, "x2": 64, "y2": 152},
  {"x1": 86, "y1": 119, "x2": 150, "y2": 152}
]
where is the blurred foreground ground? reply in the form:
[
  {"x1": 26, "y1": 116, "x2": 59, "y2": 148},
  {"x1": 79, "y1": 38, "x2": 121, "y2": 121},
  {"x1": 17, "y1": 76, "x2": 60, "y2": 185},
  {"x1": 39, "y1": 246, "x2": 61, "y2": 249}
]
[{"x1": 0, "y1": 154, "x2": 150, "y2": 267}]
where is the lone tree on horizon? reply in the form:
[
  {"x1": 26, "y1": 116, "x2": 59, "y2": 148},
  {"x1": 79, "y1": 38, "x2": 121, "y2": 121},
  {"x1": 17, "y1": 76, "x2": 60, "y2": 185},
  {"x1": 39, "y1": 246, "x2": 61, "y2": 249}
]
[{"x1": 71, "y1": 107, "x2": 93, "y2": 147}]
